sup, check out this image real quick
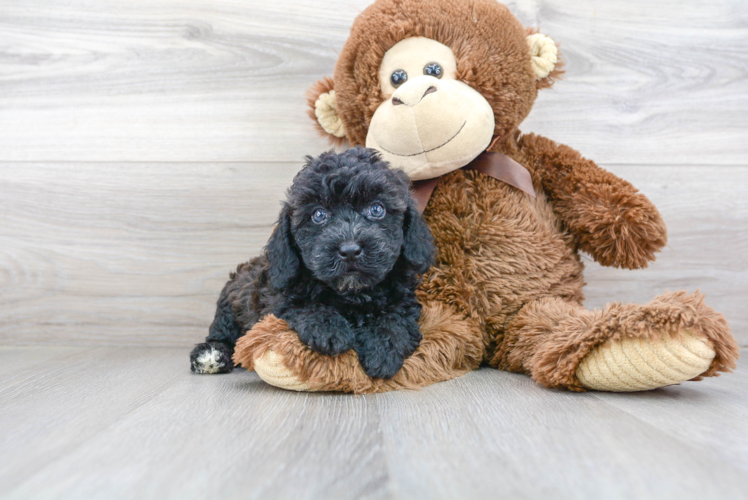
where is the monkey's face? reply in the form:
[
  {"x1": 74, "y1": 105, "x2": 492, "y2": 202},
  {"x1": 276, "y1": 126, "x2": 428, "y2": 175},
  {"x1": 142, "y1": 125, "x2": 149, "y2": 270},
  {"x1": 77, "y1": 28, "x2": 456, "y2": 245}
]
[
  {"x1": 365, "y1": 37, "x2": 495, "y2": 181},
  {"x1": 307, "y1": 0, "x2": 562, "y2": 180}
]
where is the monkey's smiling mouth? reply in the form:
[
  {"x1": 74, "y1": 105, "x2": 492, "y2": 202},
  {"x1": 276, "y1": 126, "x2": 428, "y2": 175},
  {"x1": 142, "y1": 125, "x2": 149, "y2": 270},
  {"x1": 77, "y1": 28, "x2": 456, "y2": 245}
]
[{"x1": 378, "y1": 121, "x2": 466, "y2": 157}]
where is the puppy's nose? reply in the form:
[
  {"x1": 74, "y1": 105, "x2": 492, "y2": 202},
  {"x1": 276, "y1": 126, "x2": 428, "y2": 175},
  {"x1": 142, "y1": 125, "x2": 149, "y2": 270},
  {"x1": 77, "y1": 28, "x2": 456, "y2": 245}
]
[{"x1": 338, "y1": 242, "x2": 363, "y2": 261}]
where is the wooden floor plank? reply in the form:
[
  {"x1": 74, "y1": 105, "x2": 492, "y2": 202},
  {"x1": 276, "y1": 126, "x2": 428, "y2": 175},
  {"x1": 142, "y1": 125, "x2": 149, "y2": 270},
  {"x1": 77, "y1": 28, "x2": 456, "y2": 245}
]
[
  {"x1": 2, "y1": 348, "x2": 746, "y2": 499},
  {"x1": 0, "y1": 0, "x2": 745, "y2": 164},
  {"x1": 591, "y1": 373, "x2": 748, "y2": 472},
  {"x1": 6, "y1": 353, "x2": 390, "y2": 500},
  {"x1": 375, "y1": 366, "x2": 748, "y2": 499},
  {"x1": 1, "y1": 163, "x2": 746, "y2": 346},
  {"x1": 0, "y1": 347, "x2": 184, "y2": 493},
  {"x1": 0, "y1": 345, "x2": 88, "y2": 376}
]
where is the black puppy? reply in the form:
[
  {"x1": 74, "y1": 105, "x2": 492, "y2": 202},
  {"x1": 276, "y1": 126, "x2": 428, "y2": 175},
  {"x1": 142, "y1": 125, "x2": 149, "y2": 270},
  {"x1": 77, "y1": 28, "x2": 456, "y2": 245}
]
[{"x1": 190, "y1": 147, "x2": 434, "y2": 379}]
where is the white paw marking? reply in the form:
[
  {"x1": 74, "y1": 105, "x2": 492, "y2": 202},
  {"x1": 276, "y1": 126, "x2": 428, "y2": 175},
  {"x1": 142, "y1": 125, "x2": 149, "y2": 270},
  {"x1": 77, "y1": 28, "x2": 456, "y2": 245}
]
[{"x1": 194, "y1": 346, "x2": 224, "y2": 374}]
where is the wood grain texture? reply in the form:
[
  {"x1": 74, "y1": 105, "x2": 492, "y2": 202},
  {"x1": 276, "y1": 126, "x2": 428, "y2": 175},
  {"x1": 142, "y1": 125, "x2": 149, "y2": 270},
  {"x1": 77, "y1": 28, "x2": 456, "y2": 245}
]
[
  {"x1": 0, "y1": 162, "x2": 297, "y2": 345},
  {"x1": 0, "y1": 0, "x2": 746, "y2": 164},
  {"x1": 1, "y1": 163, "x2": 746, "y2": 346},
  {"x1": 1, "y1": 347, "x2": 746, "y2": 499},
  {"x1": 0, "y1": 346, "x2": 184, "y2": 493}
]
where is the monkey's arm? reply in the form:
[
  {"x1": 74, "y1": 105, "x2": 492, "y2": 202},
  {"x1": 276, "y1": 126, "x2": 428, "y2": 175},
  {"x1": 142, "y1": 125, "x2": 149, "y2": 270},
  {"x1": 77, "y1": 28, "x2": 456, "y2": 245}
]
[
  {"x1": 518, "y1": 132, "x2": 667, "y2": 269},
  {"x1": 232, "y1": 301, "x2": 483, "y2": 393}
]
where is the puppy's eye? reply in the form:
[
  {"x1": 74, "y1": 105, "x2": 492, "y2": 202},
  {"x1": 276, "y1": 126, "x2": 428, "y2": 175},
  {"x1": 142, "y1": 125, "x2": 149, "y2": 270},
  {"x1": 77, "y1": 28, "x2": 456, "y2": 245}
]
[
  {"x1": 424, "y1": 62, "x2": 443, "y2": 78},
  {"x1": 391, "y1": 69, "x2": 408, "y2": 87},
  {"x1": 311, "y1": 208, "x2": 328, "y2": 225},
  {"x1": 366, "y1": 203, "x2": 386, "y2": 220}
]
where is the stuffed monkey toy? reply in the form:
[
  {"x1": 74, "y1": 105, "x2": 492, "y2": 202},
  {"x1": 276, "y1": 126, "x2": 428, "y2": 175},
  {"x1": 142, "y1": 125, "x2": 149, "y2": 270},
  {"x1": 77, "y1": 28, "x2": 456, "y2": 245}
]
[{"x1": 230, "y1": 0, "x2": 739, "y2": 393}]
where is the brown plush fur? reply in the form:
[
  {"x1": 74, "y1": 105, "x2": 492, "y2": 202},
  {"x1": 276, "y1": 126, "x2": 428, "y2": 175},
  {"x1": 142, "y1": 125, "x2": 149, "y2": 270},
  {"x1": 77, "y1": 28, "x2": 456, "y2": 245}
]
[{"x1": 233, "y1": 0, "x2": 739, "y2": 393}]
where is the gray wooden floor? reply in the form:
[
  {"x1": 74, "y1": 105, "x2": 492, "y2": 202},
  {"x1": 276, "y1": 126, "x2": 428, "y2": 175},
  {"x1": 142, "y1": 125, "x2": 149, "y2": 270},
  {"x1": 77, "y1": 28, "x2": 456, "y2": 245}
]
[{"x1": 0, "y1": 346, "x2": 746, "y2": 500}]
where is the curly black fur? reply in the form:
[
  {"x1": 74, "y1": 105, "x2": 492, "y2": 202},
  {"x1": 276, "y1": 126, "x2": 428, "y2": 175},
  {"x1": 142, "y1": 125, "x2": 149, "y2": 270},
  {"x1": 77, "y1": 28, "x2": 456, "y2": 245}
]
[{"x1": 191, "y1": 147, "x2": 434, "y2": 379}]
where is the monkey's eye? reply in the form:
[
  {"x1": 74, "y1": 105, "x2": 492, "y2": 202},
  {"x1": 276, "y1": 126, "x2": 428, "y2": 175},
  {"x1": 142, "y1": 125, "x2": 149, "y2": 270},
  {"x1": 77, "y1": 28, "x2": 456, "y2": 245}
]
[
  {"x1": 391, "y1": 69, "x2": 408, "y2": 87},
  {"x1": 366, "y1": 202, "x2": 386, "y2": 220},
  {"x1": 311, "y1": 208, "x2": 329, "y2": 225},
  {"x1": 424, "y1": 62, "x2": 443, "y2": 78}
]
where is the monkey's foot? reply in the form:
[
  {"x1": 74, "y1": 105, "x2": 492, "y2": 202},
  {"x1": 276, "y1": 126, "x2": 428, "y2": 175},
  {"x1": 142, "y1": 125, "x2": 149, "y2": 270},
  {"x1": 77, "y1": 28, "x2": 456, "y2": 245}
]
[
  {"x1": 576, "y1": 331, "x2": 715, "y2": 392},
  {"x1": 574, "y1": 292, "x2": 739, "y2": 392}
]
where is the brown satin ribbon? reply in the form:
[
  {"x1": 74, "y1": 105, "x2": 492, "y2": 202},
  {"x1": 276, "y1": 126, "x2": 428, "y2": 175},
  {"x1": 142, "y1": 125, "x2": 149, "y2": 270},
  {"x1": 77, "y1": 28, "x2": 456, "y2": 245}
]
[{"x1": 411, "y1": 151, "x2": 535, "y2": 213}]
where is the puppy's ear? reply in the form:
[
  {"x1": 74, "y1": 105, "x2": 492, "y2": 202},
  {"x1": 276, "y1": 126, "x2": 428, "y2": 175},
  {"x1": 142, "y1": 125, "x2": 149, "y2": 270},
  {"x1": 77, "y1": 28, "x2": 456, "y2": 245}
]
[
  {"x1": 402, "y1": 202, "x2": 435, "y2": 274},
  {"x1": 265, "y1": 204, "x2": 300, "y2": 289}
]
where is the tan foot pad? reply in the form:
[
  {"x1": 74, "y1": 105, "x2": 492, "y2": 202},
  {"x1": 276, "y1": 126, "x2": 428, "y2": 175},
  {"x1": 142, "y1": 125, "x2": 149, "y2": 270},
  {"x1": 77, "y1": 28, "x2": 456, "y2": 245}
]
[
  {"x1": 576, "y1": 331, "x2": 716, "y2": 392},
  {"x1": 253, "y1": 350, "x2": 313, "y2": 392}
]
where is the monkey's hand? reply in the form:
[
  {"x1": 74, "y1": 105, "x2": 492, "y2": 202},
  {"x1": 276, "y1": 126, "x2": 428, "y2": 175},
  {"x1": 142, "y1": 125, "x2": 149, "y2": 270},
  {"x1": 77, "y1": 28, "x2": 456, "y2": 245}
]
[{"x1": 232, "y1": 302, "x2": 484, "y2": 394}]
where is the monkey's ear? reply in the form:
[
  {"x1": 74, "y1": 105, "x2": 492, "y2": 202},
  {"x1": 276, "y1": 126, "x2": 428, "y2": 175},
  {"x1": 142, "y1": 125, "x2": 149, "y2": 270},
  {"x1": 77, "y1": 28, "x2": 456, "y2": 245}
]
[
  {"x1": 526, "y1": 31, "x2": 564, "y2": 89},
  {"x1": 265, "y1": 204, "x2": 301, "y2": 290},
  {"x1": 306, "y1": 76, "x2": 347, "y2": 145}
]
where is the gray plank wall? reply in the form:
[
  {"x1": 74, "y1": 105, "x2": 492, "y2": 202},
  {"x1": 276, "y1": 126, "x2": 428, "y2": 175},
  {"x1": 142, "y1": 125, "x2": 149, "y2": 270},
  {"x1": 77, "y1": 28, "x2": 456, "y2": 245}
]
[{"x1": 1, "y1": 0, "x2": 746, "y2": 346}]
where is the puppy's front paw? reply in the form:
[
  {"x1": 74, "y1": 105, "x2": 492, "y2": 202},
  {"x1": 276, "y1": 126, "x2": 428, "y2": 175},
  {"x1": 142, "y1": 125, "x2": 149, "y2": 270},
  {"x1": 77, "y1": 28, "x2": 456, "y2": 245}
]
[
  {"x1": 358, "y1": 351, "x2": 405, "y2": 379},
  {"x1": 190, "y1": 342, "x2": 234, "y2": 374},
  {"x1": 354, "y1": 317, "x2": 420, "y2": 379},
  {"x1": 295, "y1": 314, "x2": 355, "y2": 356}
]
